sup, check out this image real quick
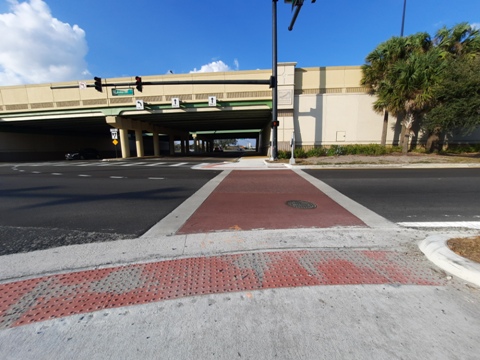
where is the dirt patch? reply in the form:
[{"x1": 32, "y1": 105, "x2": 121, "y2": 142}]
[
  {"x1": 267, "y1": 152, "x2": 480, "y2": 165},
  {"x1": 448, "y1": 236, "x2": 480, "y2": 264},
  {"x1": 294, "y1": 152, "x2": 480, "y2": 165}
]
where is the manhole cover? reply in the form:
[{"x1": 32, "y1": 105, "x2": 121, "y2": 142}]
[{"x1": 286, "y1": 200, "x2": 317, "y2": 209}]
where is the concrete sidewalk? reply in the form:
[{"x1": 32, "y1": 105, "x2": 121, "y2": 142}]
[{"x1": 1, "y1": 158, "x2": 479, "y2": 360}]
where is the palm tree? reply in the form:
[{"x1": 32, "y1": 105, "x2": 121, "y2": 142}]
[
  {"x1": 361, "y1": 33, "x2": 432, "y2": 149},
  {"x1": 361, "y1": 37, "x2": 405, "y2": 146},
  {"x1": 385, "y1": 49, "x2": 444, "y2": 153},
  {"x1": 362, "y1": 24, "x2": 480, "y2": 153},
  {"x1": 434, "y1": 23, "x2": 480, "y2": 58}
]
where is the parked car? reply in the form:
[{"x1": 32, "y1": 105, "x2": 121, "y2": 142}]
[
  {"x1": 214, "y1": 146, "x2": 223, "y2": 152},
  {"x1": 65, "y1": 148, "x2": 101, "y2": 160}
]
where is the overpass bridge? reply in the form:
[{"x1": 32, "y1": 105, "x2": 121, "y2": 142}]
[
  {"x1": 0, "y1": 64, "x2": 287, "y2": 160},
  {"x1": 1, "y1": 63, "x2": 392, "y2": 161}
]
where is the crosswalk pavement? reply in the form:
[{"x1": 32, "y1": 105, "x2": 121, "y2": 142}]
[{"x1": 1, "y1": 161, "x2": 201, "y2": 168}]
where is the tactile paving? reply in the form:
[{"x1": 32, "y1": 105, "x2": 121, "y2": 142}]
[{"x1": 0, "y1": 249, "x2": 443, "y2": 330}]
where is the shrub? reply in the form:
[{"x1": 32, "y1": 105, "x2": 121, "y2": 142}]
[
  {"x1": 277, "y1": 150, "x2": 291, "y2": 159},
  {"x1": 442, "y1": 144, "x2": 480, "y2": 154},
  {"x1": 294, "y1": 148, "x2": 308, "y2": 158},
  {"x1": 306, "y1": 147, "x2": 327, "y2": 157},
  {"x1": 326, "y1": 145, "x2": 346, "y2": 156}
]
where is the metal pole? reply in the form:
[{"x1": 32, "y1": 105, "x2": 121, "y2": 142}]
[
  {"x1": 400, "y1": 0, "x2": 406, "y2": 36},
  {"x1": 288, "y1": 0, "x2": 304, "y2": 31},
  {"x1": 289, "y1": 131, "x2": 296, "y2": 165},
  {"x1": 271, "y1": 0, "x2": 278, "y2": 160}
]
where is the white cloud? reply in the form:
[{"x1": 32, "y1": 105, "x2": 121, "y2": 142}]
[
  {"x1": 0, "y1": 0, "x2": 89, "y2": 85},
  {"x1": 190, "y1": 60, "x2": 237, "y2": 73}
]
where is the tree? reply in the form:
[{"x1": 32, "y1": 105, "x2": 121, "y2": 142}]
[
  {"x1": 361, "y1": 33, "x2": 432, "y2": 147},
  {"x1": 424, "y1": 56, "x2": 480, "y2": 140},
  {"x1": 362, "y1": 24, "x2": 480, "y2": 153},
  {"x1": 361, "y1": 33, "x2": 433, "y2": 151},
  {"x1": 434, "y1": 23, "x2": 480, "y2": 59},
  {"x1": 384, "y1": 48, "x2": 445, "y2": 153}
]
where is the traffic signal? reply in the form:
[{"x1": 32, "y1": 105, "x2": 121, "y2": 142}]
[
  {"x1": 94, "y1": 77, "x2": 102, "y2": 92},
  {"x1": 272, "y1": 120, "x2": 280, "y2": 127},
  {"x1": 269, "y1": 75, "x2": 276, "y2": 88},
  {"x1": 135, "y1": 76, "x2": 142, "y2": 92}
]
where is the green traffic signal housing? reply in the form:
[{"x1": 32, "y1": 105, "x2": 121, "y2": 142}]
[{"x1": 94, "y1": 77, "x2": 102, "y2": 92}]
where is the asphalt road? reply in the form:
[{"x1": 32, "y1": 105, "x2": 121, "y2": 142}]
[
  {"x1": 0, "y1": 160, "x2": 221, "y2": 255},
  {"x1": 2, "y1": 164, "x2": 479, "y2": 256},
  {"x1": 305, "y1": 168, "x2": 480, "y2": 223}
]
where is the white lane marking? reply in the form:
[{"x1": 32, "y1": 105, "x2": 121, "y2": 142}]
[
  {"x1": 145, "y1": 162, "x2": 167, "y2": 166},
  {"x1": 97, "y1": 162, "x2": 127, "y2": 166},
  {"x1": 170, "y1": 162, "x2": 188, "y2": 167},
  {"x1": 31, "y1": 171, "x2": 41, "y2": 174},
  {"x1": 110, "y1": 176, "x2": 126, "y2": 179},
  {"x1": 121, "y1": 162, "x2": 148, "y2": 166},
  {"x1": 31, "y1": 162, "x2": 54, "y2": 166},
  {"x1": 78, "y1": 174, "x2": 92, "y2": 177},
  {"x1": 141, "y1": 170, "x2": 231, "y2": 238},
  {"x1": 148, "y1": 177, "x2": 165, "y2": 180},
  {"x1": 398, "y1": 221, "x2": 480, "y2": 230},
  {"x1": 295, "y1": 169, "x2": 397, "y2": 229},
  {"x1": 51, "y1": 173, "x2": 62, "y2": 176},
  {"x1": 75, "y1": 162, "x2": 94, "y2": 166}
]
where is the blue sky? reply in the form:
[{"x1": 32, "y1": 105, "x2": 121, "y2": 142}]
[{"x1": 1, "y1": 0, "x2": 480, "y2": 86}]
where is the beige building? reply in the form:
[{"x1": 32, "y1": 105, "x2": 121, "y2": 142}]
[{"x1": 0, "y1": 63, "x2": 477, "y2": 161}]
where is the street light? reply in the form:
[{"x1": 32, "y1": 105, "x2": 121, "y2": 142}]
[
  {"x1": 400, "y1": 0, "x2": 407, "y2": 36},
  {"x1": 271, "y1": 0, "x2": 278, "y2": 160},
  {"x1": 285, "y1": 0, "x2": 316, "y2": 31},
  {"x1": 269, "y1": 0, "x2": 315, "y2": 160}
]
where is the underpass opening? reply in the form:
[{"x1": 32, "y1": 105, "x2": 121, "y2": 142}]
[{"x1": 0, "y1": 102, "x2": 273, "y2": 161}]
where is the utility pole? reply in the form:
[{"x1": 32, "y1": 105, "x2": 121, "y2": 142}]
[{"x1": 271, "y1": 0, "x2": 279, "y2": 161}]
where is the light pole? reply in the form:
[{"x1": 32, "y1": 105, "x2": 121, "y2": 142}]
[
  {"x1": 400, "y1": 0, "x2": 407, "y2": 36},
  {"x1": 271, "y1": 0, "x2": 279, "y2": 161},
  {"x1": 269, "y1": 1, "x2": 315, "y2": 160}
]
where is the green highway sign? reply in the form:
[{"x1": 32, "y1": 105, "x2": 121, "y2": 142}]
[{"x1": 112, "y1": 88, "x2": 134, "y2": 96}]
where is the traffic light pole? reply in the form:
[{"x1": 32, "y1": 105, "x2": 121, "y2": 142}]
[
  {"x1": 50, "y1": 79, "x2": 271, "y2": 90},
  {"x1": 271, "y1": 0, "x2": 278, "y2": 161}
]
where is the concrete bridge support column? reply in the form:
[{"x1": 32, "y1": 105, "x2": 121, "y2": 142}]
[
  {"x1": 260, "y1": 127, "x2": 272, "y2": 156},
  {"x1": 119, "y1": 128, "x2": 130, "y2": 158},
  {"x1": 153, "y1": 133, "x2": 160, "y2": 157},
  {"x1": 169, "y1": 135, "x2": 175, "y2": 155},
  {"x1": 135, "y1": 129, "x2": 144, "y2": 158},
  {"x1": 106, "y1": 116, "x2": 132, "y2": 159}
]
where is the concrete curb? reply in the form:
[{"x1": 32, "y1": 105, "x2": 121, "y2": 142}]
[
  {"x1": 419, "y1": 235, "x2": 480, "y2": 287},
  {"x1": 292, "y1": 162, "x2": 480, "y2": 170}
]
